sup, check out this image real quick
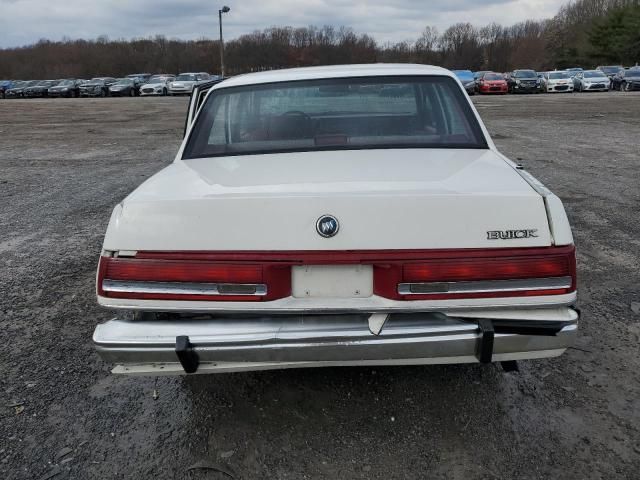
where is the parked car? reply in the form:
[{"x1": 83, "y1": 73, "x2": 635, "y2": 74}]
[
  {"x1": 0, "y1": 80, "x2": 20, "y2": 99},
  {"x1": 168, "y1": 72, "x2": 212, "y2": 95},
  {"x1": 540, "y1": 71, "x2": 574, "y2": 93},
  {"x1": 506, "y1": 69, "x2": 539, "y2": 93},
  {"x1": 475, "y1": 72, "x2": 508, "y2": 94},
  {"x1": 596, "y1": 65, "x2": 623, "y2": 82},
  {"x1": 109, "y1": 78, "x2": 138, "y2": 97},
  {"x1": 611, "y1": 68, "x2": 640, "y2": 91},
  {"x1": 565, "y1": 67, "x2": 583, "y2": 78},
  {"x1": 127, "y1": 73, "x2": 152, "y2": 84},
  {"x1": 23, "y1": 80, "x2": 61, "y2": 98},
  {"x1": 451, "y1": 69, "x2": 475, "y2": 95},
  {"x1": 48, "y1": 79, "x2": 85, "y2": 98},
  {"x1": 93, "y1": 64, "x2": 578, "y2": 375},
  {"x1": 573, "y1": 70, "x2": 610, "y2": 92},
  {"x1": 79, "y1": 78, "x2": 117, "y2": 97},
  {"x1": 4, "y1": 80, "x2": 39, "y2": 98},
  {"x1": 139, "y1": 75, "x2": 176, "y2": 96}
]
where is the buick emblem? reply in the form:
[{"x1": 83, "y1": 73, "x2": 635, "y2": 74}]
[{"x1": 316, "y1": 215, "x2": 339, "y2": 238}]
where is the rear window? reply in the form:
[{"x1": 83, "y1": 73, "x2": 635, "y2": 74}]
[
  {"x1": 584, "y1": 71, "x2": 606, "y2": 78},
  {"x1": 183, "y1": 76, "x2": 487, "y2": 159}
]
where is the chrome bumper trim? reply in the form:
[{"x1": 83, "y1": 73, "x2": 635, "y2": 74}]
[
  {"x1": 398, "y1": 276, "x2": 572, "y2": 295},
  {"x1": 94, "y1": 310, "x2": 578, "y2": 374},
  {"x1": 102, "y1": 279, "x2": 267, "y2": 296}
]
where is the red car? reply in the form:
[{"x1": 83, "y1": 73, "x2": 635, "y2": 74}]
[{"x1": 476, "y1": 72, "x2": 508, "y2": 94}]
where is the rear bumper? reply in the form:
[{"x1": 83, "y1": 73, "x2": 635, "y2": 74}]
[
  {"x1": 479, "y1": 87, "x2": 508, "y2": 94},
  {"x1": 94, "y1": 308, "x2": 579, "y2": 375},
  {"x1": 512, "y1": 84, "x2": 538, "y2": 92}
]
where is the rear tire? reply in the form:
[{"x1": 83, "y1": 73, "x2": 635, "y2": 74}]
[{"x1": 162, "y1": 88, "x2": 167, "y2": 96}]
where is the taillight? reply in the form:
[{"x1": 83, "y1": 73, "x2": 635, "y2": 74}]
[
  {"x1": 97, "y1": 257, "x2": 290, "y2": 301},
  {"x1": 374, "y1": 246, "x2": 576, "y2": 300},
  {"x1": 97, "y1": 246, "x2": 575, "y2": 302}
]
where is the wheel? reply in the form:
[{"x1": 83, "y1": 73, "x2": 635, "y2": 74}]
[
  {"x1": 100, "y1": 89, "x2": 106, "y2": 97},
  {"x1": 162, "y1": 88, "x2": 167, "y2": 96},
  {"x1": 129, "y1": 89, "x2": 135, "y2": 97}
]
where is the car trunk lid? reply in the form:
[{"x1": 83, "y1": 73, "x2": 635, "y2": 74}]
[{"x1": 103, "y1": 148, "x2": 551, "y2": 251}]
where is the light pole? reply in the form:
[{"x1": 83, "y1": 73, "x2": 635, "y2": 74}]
[{"x1": 218, "y1": 5, "x2": 230, "y2": 78}]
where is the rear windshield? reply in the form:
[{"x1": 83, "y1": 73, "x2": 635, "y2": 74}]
[
  {"x1": 183, "y1": 76, "x2": 487, "y2": 159},
  {"x1": 148, "y1": 76, "x2": 169, "y2": 83}
]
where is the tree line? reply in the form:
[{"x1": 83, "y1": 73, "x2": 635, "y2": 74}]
[{"x1": 0, "y1": 0, "x2": 638, "y2": 80}]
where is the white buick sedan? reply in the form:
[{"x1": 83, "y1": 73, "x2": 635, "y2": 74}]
[{"x1": 94, "y1": 64, "x2": 578, "y2": 375}]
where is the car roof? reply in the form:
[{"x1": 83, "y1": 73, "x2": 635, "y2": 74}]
[{"x1": 216, "y1": 64, "x2": 453, "y2": 89}]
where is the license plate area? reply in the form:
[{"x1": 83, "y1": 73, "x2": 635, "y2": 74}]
[{"x1": 292, "y1": 265, "x2": 373, "y2": 298}]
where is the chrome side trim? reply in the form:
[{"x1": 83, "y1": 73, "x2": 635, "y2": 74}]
[
  {"x1": 97, "y1": 290, "x2": 578, "y2": 313},
  {"x1": 398, "y1": 276, "x2": 572, "y2": 295},
  {"x1": 102, "y1": 280, "x2": 267, "y2": 296}
]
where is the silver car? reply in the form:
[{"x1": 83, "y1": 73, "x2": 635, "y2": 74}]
[
  {"x1": 573, "y1": 70, "x2": 610, "y2": 92},
  {"x1": 168, "y1": 72, "x2": 214, "y2": 96}
]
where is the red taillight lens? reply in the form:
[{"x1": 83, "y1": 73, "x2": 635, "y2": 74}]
[
  {"x1": 103, "y1": 259, "x2": 262, "y2": 283},
  {"x1": 403, "y1": 256, "x2": 572, "y2": 282},
  {"x1": 375, "y1": 246, "x2": 576, "y2": 300},
  {"x1": 97, "y1": 257, "x2": 290, "y2": 301}
]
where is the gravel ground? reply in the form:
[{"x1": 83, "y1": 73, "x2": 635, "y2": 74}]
[{"x1": 1, "y1": 93, "x2": 639, "y2": 479}]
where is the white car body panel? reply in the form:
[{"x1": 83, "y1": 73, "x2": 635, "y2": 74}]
[
  {"x1": 98, "y1": 291, "x2": 578, "y2": 312},
  {"x1": 139, "y1": 77, "x2": 174, "y2": 96},
  {"x1": 103, "y1": 148, "x2": 551, "y2": 252}
]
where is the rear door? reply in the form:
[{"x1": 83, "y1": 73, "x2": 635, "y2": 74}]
[{"x1": 184, "y1": 78, "x2": 224, "y2": 136}]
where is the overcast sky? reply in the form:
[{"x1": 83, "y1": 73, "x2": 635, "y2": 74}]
[{"x1": 0, "y1": 0, "x2": 561, "y2": 48}]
